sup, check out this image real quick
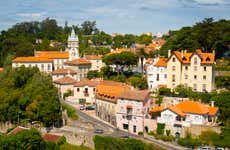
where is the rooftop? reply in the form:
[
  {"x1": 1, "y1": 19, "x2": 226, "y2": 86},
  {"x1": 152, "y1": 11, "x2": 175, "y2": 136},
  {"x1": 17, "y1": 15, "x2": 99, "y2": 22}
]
[
  {"x1": 42, "y1": 133, "x2": 63, "y2": 142},
  {"x1": 154, "y1": 58, "x2": 168, "y2": 67},
  {"x1": 64, "y1": 58, "x2": 91, "y2": 65},
  {"x1": 54, "y1": 76, "x2": 76, "y2": 85},
  {"x1": 119, "y1": 89, "x2": 150, "y2": 101},
  {"x1": 12, "y1": 56, "x2": 53, "y2": 63},
  {"x1": 84, "y1": 55, "x2": 102, "y2": 60},
  {"x1": 52, "y1": 68, "x2": 77, "y2": 75},
  {"x1": 8, "y1": 126, "x2": 28, "y2": 135},
  {"x1": 74, "y1": 79, "x2": 101, "y2": 87},
  {"x1": 36, "y1": 51, "x2": 69, "y2": 59},
  {"x1": 150, "y1": 101, "x2": 218, "y2": 116}
]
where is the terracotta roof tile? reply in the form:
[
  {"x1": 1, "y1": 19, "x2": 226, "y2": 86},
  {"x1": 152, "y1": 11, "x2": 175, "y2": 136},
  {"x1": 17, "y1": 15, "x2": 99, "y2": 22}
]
[
  {"x1": 52, "y1": 68, "x2": 77, "y2": 75},
  {"x1": 54, "y1": 76, "x2": 76, "y2": 85},
  {"x1": 12, "y1": 56, "x2": 53, "y2": 63},
  {"x1": 85, "y1": 55, "x2": 102, "y2": 60},
  {"x1": 150, "y1": 105, "x2": 165, "y2": 113},
  {"x1": 64, "y1": 58, "x2": 91, "y2": 65},
  {"x1": 74, "y1": 79, "x2": 101, "y2": 87},
  {"x1": 119, "y1": 89, "x2": 150, "y2": 101},
  {"x1": 8, "y1": 126, "x2": 28, "y2": 135},
  {"x1": 42, "y1": 133, "x2": 62, "y2": 142},
  {"x1": 154, "y1": 58, "x2": 168, "y2": 67},
  {"x1": 150, "y1": 101, "x2": 218, "y2": 116},
  {"x1": 96, "y1": 80, "x2": 130, "y2": 102},
  {"x1": 169, "y1": 49, "x2": 215, "y2": 65},
  {"x1": 36, "y1": 51, "x2": 69, "y2": 59}
]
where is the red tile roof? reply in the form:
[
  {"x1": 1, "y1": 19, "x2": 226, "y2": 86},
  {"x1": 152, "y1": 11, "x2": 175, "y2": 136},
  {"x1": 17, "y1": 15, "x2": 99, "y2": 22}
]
[
  {"x1": 52, "y1": 68, "x2": 77, "y2": 75},
  {"x1": 64, "y1": 58, "x2": 91, "y2": 65},
  {"x1": 150, "y1": 101, "x2": 218, "y2": 116},
  {"x1": 74, "y1": 79, "x2": 101, "y2": 87},
  {"x1": 36, "y1": 51, "x2": 69, "y2": 59},
  {"x1": 154, "y1": 58, "x2": 168, "y2": 67},
  {"x1": 54, "y1": 76, "x2": 76, "y2": 85},
  {"x1": 12, "y1": 57, "x2": 53, "y2": 63},
  {"x1": 8, "y1": 126, "x2": 28, "y2": 135},
  {"x1": 42, "y1": 133, "x2": 62, "y2": 142},
  {"x1": 119, "y1": 89, "x2": 150, "y2": 101},
  {"x1": 169, "y1": 49, "x2": 215, "y2": 65}
]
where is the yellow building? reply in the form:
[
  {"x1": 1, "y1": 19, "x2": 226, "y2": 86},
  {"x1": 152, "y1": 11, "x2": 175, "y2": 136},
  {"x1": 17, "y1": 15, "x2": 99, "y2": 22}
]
[{"x1": 167, "y1": 49, "x2": 215, "y2": 92}]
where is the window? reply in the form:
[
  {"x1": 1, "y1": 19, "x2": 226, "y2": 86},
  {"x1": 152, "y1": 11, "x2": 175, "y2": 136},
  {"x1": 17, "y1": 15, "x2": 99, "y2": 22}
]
[
  {"x1": 172, "y1": 75, "x2": 175, "y2": 82},
  {"x1": 185, "y1": 74, "x2": 188, "y2": 79},
  {"x1": 204, "y1": 66, "x2": 207, "y2": 71},
  {"x1": 193, "y1": 84, "x2": 197, "y2": 91},
  {"x1": 156, "y1": 74, "x2": 159, "y2": 81},
  {"x1": 202, "y1": 84, "x2": 206, "y2": 92},
  {"x1": 172, "y1": 66, "x2": 176, "y2": 71},
  {"x1": 194, "y1": 57, "x2": 197, "y2": 64},
  {"x1": 172, "y1": 57, "x2": 176, "y2": 62},
  {"x1": 194, "y1": 75, "x2": 197, "y2": 79},
  {"x1": 164, "y1": 74, "x2": 167, "y2": 79},
  {"x1": 41, "y1": 64, "x2": 44, "y2": 71},
  {"x1": 133, "y1": 125, "x2": 136, "y2": 133},
  {"x1": 48, "y1": 64, "x2": 51, "y2": 71},
  {"x1": 93, "y1": 88, "x2": 96, "y2": 92},
  {"x1": 194, "y1": 66, "x2": 197, "y2": 71},
  {"x1": 185, "y1": 66, "x2": 188, "y2": 71},
  {"x1": 123, "y1": 124, "x2": 129, "y2": 130},
  {"x1": 203, "y1": 75, "x2": 206, "y2": 80},
  {"x1": 77, "y1": 88, "x2": 80, "y2": 92}
]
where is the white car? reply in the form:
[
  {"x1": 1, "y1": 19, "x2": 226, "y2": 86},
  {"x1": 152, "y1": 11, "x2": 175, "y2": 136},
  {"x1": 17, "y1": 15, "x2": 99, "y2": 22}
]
[{"x1": 80, "y1": 105, "x2": 85, "y2": 110}]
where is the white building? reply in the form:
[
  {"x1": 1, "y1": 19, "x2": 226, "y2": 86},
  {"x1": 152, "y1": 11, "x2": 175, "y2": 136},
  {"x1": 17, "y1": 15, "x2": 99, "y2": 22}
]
[
  {"x1": 150, "y1": 101, "x2": 218, "y2": 137},
  {"x1": 146, "y1": 57, "x2": 167, "y2": 90}
]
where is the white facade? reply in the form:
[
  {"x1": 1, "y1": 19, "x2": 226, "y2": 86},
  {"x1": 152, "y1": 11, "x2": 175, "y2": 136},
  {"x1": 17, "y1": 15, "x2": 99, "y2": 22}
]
[
  {"x1": 74, "y1": 85, "x2": 96, "y2": 104},
  {"x1": 12, "y1": 62, "x2": 53, "y2": 73},
  {"x1": 67, "y1": 28, "x2": 79, "y2": 61},
  {"x1": 146, "y1": 58, "x2": 167, "y2": 90}
]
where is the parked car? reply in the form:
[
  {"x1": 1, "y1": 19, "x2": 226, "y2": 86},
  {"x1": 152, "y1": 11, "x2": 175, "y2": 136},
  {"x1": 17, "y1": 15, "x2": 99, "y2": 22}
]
[
  {"x1": 215, "y1": 147, "x2": 224, "y2": 150},
  {"x1": 197, "y1": 146, "x2": 211, "y2": 150},
  {"x1": 80, "y1": 105, "x2": 85, "y2": 110},
  {"x1": 94, "y1": 129, "x2": 104, "y2": 134},
  {"x1": 86, "y1": 105, "x2": 95, "y2": 110}
]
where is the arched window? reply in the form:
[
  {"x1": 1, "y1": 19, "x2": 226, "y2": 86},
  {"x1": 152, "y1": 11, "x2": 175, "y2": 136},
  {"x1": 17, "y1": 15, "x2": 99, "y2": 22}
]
[{"x1": 194, "y1": 57, "x2": 197, "y2": 64}]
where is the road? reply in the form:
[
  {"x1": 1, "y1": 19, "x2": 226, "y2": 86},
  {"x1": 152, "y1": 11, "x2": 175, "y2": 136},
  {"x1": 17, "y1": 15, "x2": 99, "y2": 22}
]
[{"x1": 63, "y1": 101, "x2": 184, "y2": 150}]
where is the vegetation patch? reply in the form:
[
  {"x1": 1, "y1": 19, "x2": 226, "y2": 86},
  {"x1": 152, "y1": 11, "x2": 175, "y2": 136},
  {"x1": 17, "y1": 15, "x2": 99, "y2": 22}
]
[{"x1": 62, "y1": 104, "x2": 78, "y2": 120}]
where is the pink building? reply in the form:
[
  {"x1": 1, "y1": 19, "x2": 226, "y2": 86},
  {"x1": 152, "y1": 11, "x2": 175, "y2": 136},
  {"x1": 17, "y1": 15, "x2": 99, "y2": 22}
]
[{"x1": 116, "y1": 89, "x2": 152, "y2": 134}]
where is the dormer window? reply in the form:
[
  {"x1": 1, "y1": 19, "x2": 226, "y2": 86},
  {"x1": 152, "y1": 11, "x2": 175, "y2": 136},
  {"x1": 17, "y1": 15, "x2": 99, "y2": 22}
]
[
  {"x1": 206, "y1": 57, "x2": 210, "y2": 62},
  {"x1": 172, "y1": 57, "x2": 176, "y2": 62}
]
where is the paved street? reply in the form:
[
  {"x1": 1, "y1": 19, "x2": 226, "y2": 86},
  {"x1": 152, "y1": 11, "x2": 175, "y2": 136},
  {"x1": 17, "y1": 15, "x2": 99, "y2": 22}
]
[{"x1": 63, "y1": 101, "x2": 185, "y2": 150}]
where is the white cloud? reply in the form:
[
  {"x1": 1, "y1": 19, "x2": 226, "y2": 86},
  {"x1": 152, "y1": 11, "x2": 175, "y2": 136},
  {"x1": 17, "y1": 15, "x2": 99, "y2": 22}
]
[
  {"x1": 193, "y1": 0, "x2": 225, "y2": 4},
  {"x1": 16, "y1": 12, "x2": 44, "y2": 18}
]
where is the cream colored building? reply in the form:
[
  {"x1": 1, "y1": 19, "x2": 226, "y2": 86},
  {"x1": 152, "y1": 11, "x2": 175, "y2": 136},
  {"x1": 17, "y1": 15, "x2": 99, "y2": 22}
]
[
  {"x1": 51, "y1": 68, "x2": 77, "y2": 80},
  {"x1": 54, "y1": 76, "x2": 76, "y2": 98},
  {"x1": 167, "y1": 49, "x2": 215, "y2": 92},
  {"x1": 73, "y1": 79, "x2": 101, "y2": 104},
  {"x1": 84, "y1": 55, "x2": 104, "y2": 71}
]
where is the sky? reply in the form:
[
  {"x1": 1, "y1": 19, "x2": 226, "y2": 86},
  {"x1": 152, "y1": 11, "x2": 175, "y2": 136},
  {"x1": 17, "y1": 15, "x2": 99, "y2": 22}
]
[{"x1": 0, "y1": 0, "x2": 229, "y2": 35}]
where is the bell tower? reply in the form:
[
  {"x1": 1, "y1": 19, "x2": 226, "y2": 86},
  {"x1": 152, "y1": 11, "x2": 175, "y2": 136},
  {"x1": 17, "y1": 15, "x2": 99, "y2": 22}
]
[{"x1": 67, "y1": 28, "x2": 79, "y2": 60}]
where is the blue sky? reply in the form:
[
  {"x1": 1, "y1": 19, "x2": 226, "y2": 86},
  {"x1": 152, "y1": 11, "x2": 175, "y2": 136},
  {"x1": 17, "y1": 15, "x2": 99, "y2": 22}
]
[{"x1": 0, "y1": 0, "x2": 229, "y2": 35}]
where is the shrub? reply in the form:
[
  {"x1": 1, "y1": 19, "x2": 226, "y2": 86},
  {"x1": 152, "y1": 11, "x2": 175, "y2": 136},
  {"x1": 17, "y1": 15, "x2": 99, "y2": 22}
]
[
  {"x1": 156, "y1": 123, "x2": 165, "y2": 135},
  {"x1": 166, "y1": 129, "x2": 171, "y2": 136},
  {"x1": 62, "y1": 104, "x2": 78, "y2": 120},
  {"x1": 138, "y1": 131, "x2": 143, "y2": 135}
]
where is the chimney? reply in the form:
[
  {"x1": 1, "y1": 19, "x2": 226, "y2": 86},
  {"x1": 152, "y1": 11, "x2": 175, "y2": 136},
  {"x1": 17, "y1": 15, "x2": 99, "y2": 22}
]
[
  {"x1": 212, "y1": 50, "x2": 215, "y2": 54},
  {"x1": 211, "y1": 101, "x2": 214, "y2": 107},
  {"x1": 181, "y1": 50, "x2": 184, "y2": 58},
  {"x1": 184, "y1": 50, "x2": 187, "y2": 54},
  {"x1": 164, "y1": 104, "x2": 167, "y2": 109},
  {"x1": 168, "y1": 49, "x2": 171, "y2": 58}
]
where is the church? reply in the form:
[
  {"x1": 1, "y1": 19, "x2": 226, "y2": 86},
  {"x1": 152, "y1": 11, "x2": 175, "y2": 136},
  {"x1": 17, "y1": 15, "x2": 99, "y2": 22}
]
[{"x1": 12, "y1": 28, "x2": 104, "y2": 81}]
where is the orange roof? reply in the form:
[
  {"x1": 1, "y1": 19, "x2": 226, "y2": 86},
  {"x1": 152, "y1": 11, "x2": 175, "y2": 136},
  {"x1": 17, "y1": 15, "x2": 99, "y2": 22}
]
[
  {"x1": 150, "y1": 101, "x2": 218, "y2": 116},
  {"x1": 158, "y1": 84, "x2": 167, "y2": 88},
  {"x1": 52, "y1": 68, "x2": 77, "y2": 75},
  {"x1": 54, "y1": 76, "x2": 76, "y2": 85},
  {"x1": 74, "y1": 79, "x2": 101, "y2": 87},
  {"x1": 150, "y1": 105, "x2": 165, "y2": 113},
  {"x1": 0, "y1": 68, "x2": 3, "y2": 72},
  {"x1": 65, "y1": 58, "x2": 91, "y2": 65},
  {"x1": 96, "y1": 80, "x2": 130, "y2": 102},
  {"x1": 12, "y1": 56, "x2": 52, "y2": 63},
  {"x1": 42, "y1": 133, "x2": 62, "y2": 142},
  {"x1": 169, "y1": 49, "x2": 215, "y2": 65},
  {"x1": 85, "y1": 55, "x2": 102, "y2": 60},
  {"x1": 154, "y1": 58, "x2": 168, "y2": 67},
  {"x1": 36, "y1": 51, "x2": 69, "y2": 59},
  {"x1": 106, "y1": 48, "x2": 136, "y2": 56},
  {"x1": 119, "y1": 89, "x2": 150, "y2": 101}
]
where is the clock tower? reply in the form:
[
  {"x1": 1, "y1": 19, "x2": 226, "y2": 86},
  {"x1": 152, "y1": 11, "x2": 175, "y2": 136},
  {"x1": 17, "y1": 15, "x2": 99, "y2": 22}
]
[{"x1": 67, "y1": 28, "x2": 79, "y2": 60}]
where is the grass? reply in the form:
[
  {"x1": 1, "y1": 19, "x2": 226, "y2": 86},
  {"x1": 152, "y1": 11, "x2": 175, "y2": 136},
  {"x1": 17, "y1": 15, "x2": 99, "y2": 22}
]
[
  {"x1": 60, "y1": 143, "x2": 92, "y2": 150},
  {"x1": 62, "y1": 104, "x2": 78, "y2": 120}
]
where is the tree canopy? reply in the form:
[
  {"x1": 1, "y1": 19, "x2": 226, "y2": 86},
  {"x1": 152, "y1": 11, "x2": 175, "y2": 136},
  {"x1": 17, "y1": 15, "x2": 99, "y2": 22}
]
[
  {"x1": 0, "y1": 66, "x2": 62, "y2": 127},
  {"x1": 160, "y1": 18, "x2": 230, "y2": 58}
]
